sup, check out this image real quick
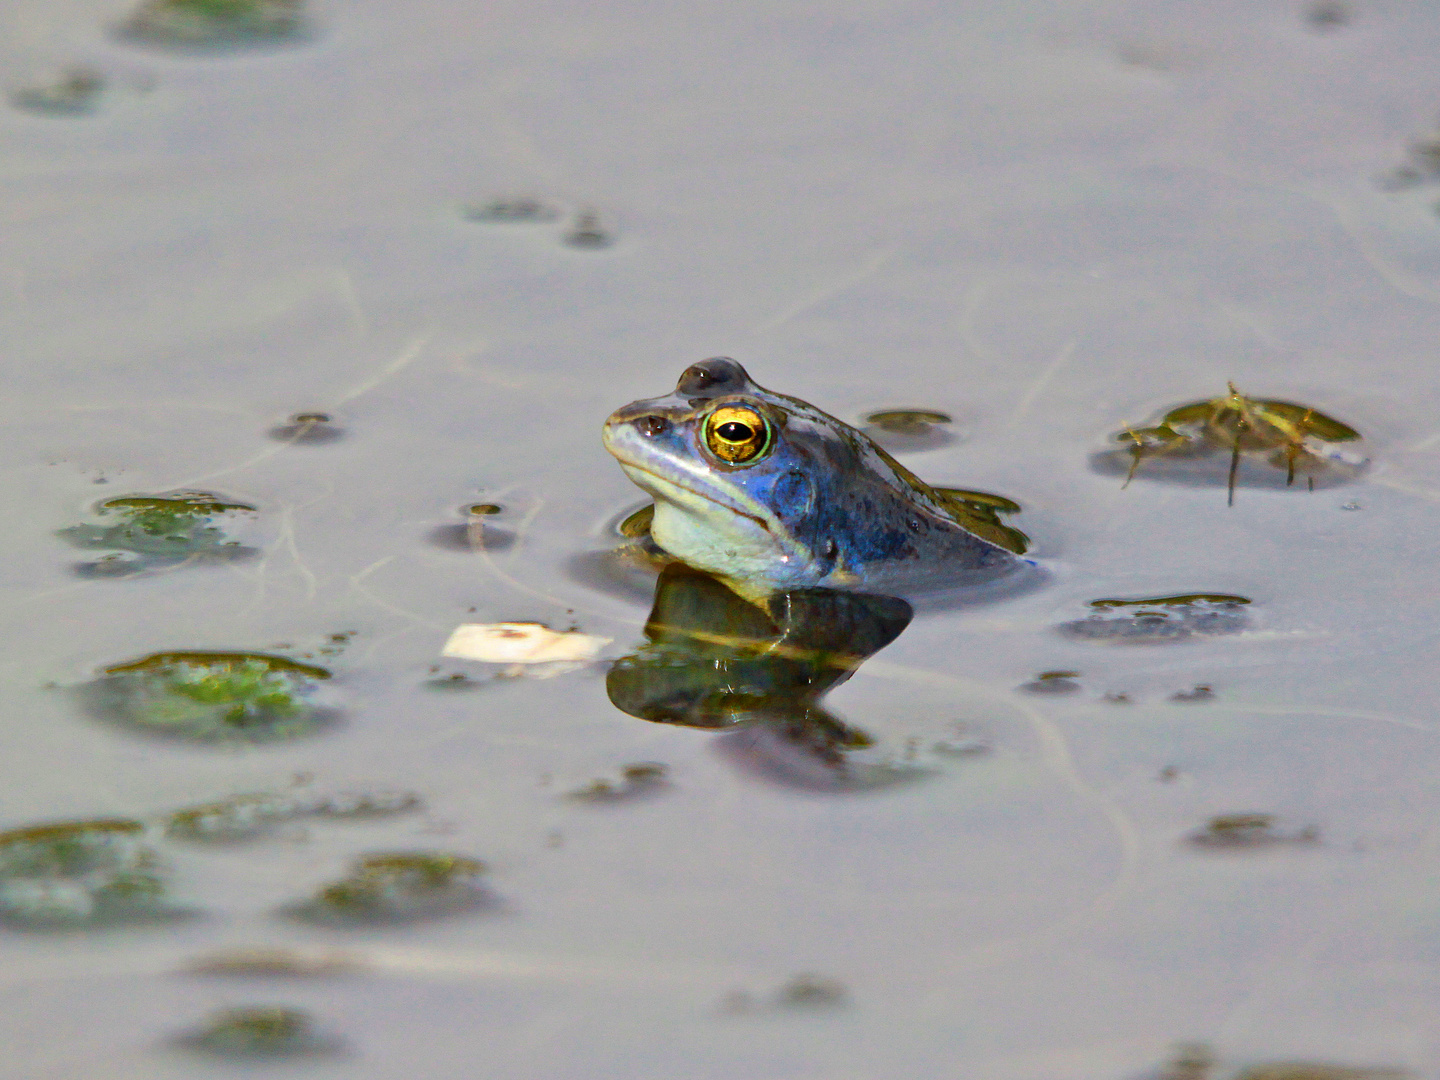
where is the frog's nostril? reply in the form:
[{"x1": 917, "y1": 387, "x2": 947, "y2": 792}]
[{"x1": 635, "y1": 415, "x2": 670, "y2": 437}]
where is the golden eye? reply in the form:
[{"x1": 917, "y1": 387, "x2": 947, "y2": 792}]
[{"x1": 704, "y1": 405, "x2": 771, "y2": 464}]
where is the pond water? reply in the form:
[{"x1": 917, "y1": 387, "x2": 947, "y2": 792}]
[{"x1": 3, "y1": 0, "x2": 1440, "y2": 1077}]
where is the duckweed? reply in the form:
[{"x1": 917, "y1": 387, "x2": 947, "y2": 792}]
[
  {"x1": 1100, "y1": 384, "x2": 1366, "y2": 503},
  {"x1": 58, "y1": 491, "x2": 257, "y2": 575},
  {"x1": 0, "y1": 818, "x2": 181, "y2": 927},
  {"x1": 1236, "y1": 1065, "x2": 1406, "y2": 1080},
  {"x1": 90, "y1": 651, "x2": 333, "y2": 743},
  {"x1": 289, "y1": 851, "x2": 490, "y2": 924},
  {"x1": 120, "y1": 0, "x2": 308, "y2": 49},
  {"x1": 177, "y1": 1006, "x2": 338, "y2": 1057},
  {"x1": 1061, "y1": 594, "x2": 1251, "y2": 643}
]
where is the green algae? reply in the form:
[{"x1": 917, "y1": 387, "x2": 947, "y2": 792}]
[
  {"x1": 0, "y1": 818, "x2": 184, "y2": 927},
  {"x1": 119, "y1": 0, "x2": 309, "y2": 49},
  {"x1": 288, "y1": 851, "x2": 491, "y2": 924},
  {"x1": 176, "y1": 1006, "x2": 340, "y2": 1057},
  {"x1": 90, "y1": 651, "x2": 333, "y2": 743},
  {"x1": 58, "y1": 491, "x2": 257, "y2": 575}
]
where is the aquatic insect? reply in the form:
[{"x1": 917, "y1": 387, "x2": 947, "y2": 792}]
[
  {"x1": 602, "y1": 358, "x2": 1030, "y2": 596},
  {"x1": 1112, "y1": 383, "x2": 1365, "y2": 504}
]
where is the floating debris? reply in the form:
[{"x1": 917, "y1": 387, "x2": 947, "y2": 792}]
[
  {"x1": 1303, "y1": 1, "x2": 1349, "y2": 29},
  {"x1": 723, "y1": 973, "x2": 850, "y2": 1015},
  {"x1": 287, "y1": 851, "x2": 491, "y2": 924},
  {"x1": 302, "y1": 790, "x2": 422, "y2": 819},
  {"x1": 269, "y1": 411, "x2": 341, "y2": 444},
  {"x1": 175, "y1": 1006, "x2": 339, "y2": 1057},
  {"x1": 0, "y1": 819, "x2": 182, "y2": 927},
  {"x1": 1235, "y1": 1064, "x2": 1407, "y2": 1080},
  {"x1": 776, "y1": 973, "x2": 849, "y2": 1009},
  {"x1": 1170, "y1": 684, "x2": 1216, "y2": 703},
  {"x1": 1097, "y1": 384, "x2": 1366, "y2": 503},
  {"x1": 59, "y1": 491, "x2": 257, "y2": 577},
  {"x1": 1188, "y1": 813, "x2": 1319, "y2": 849},
  {"x1": 1161, "y1": 1043, "x2": 1217, "y2": 1080},
  {"x1": 567, "y1": 763, "x2": 669, "y2": 803},
  {"x1": 442, "y1": 623, "x2": 610, "y2": 676},
  {"x1": 428, "y1": 502, "x2": 513, "y2": 554},
  {"x1": 563, "y1": 210, "x2": 613, "y2": 249},
  {"x1": 87, "y1": 651, "x2": 334, "y2": 743},
  {"x1": 463, "y1": 197, "x2": 561, "y2": 224},
  {"x1": 1060, "y1": 594, "x2": 1251, "y2": 644},
  {"x1": 10, "y1": 68, "x2": 105, "y2": 116},
  {"x1": 119, "y1": 0, "x2": 309, "y2": 49},
  {"x1": 1018, "y1": 670, "x2": 1081, "y2": 695},
  {"x1": 185, "y1": 948, "x2": 361, "y2": 977},
  {"x1": 860, "y1": 409, "x2": 955, "y2": 451}
]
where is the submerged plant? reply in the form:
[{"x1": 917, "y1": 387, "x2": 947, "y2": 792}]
[
  {"x1": 119, "y1": 0, "x2": 308, "y2": 47},
  {"x1": 58, "y1": 491, "x2": 257, "y2": 576},
  {"x1": 1105, "y1": 383, "x2": 1366, "y2": 504},
  {"x1": 288, "y1": 851, "x2": 490, "y2": 924},
  {"x1": 89, "y1": 651, "x2": 333, "y2": 743},
  {"x1": 0, "y1": 818, "x2": 182, "y2": 927}
]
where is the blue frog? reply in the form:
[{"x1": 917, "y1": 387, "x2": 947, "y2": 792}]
[{"x1": 602, "y1": 358, "x2": 1029, "y2": 597}]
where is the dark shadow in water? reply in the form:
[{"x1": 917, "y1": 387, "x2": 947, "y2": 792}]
[
  {"x1": 426, "y1": 523, "x2": 516, "y2": 554},
  {"x1": 606, "y1": 564, "x2": 923, "y2": 792}
]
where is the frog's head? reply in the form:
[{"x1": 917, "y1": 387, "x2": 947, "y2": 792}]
[{"x1": 602, "y1": 358, "x2": 846, "y2": 588}]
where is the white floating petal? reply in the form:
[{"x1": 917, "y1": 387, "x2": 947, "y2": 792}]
[{"x1": 441, "y1": 623, "x2": 611, "y2": 664}]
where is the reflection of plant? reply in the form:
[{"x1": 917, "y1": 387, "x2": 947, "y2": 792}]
[
  {"x1": 0, "y1": 819, "x2": 182, "y2": 927},
  {"x1": 93, "y1": 651, "x2": 332, "y2": 743},
  {"x1": 58, "y1": 491, "x2": 256, "y2": 574}
]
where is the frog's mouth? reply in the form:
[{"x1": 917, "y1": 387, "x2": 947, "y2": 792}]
[{"x1": 616, "y1": 461, "x2": 772, "y2": 534}]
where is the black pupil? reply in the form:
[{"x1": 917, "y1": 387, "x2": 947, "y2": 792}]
[{"x1": 716, "y1": 421, "x2": 754, "y2": 442}]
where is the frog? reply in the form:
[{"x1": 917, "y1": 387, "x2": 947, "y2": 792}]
[{"x1": 601, "y1": 358, "x2": 1030, "y2": 597}]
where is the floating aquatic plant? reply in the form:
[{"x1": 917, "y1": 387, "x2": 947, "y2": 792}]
[
  {"x1": 860, "y1": 408, "x2": 955, "y2": 451},
  {"x1": 166, "y1": 788, "x2": 420, "y2": 842},
  {"x1": 88, "y1": 651, "x2": 334, "y2": 743},
  {"x1": 0, "y1": 818, "x2": 182, "y2": 927},
  {"x1": 176, "y1": 1006, "x2": 340, "y2": 1057},
  {"x1": 1100, "y1": 384, "x2": 1366, "y2": 503},
  {"x1": 1060, "y1": 593, "x2": 1251, "y2": 643},
  {"x1": 58, "y1": 491, "x2": 257, "y2": 576},
  {"x1": 287, "y1": 851, "x2": 491, "y2": 924},
  {"x1": 1188, "y1": 813, "x2": 1318, "y2": 849},
  {"x1": 567, "y1": 762, "x2": 669, "y2": 803},
  {"x1": 462, "y1": 197, "x2": 561, "y2": 224},
  {"x1": 119, "y1": 0, "x2": 308, "y2": 49}
]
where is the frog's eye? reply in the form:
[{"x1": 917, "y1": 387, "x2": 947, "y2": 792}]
[{"x1": 704, "y1": 405, "x2": 771, "y2": 464}]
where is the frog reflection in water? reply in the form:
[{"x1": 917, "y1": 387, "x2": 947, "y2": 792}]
[
  {"x1": 601, "y1": 358, "x2": 1030, "y2": 599},
  {"x1": 607, "y1": 563, "x2": 916, "y2": 790}
]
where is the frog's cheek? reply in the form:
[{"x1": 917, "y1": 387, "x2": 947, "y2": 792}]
[{"x1": 769, "y1": 469, "x2": 817, "y2": 524}]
